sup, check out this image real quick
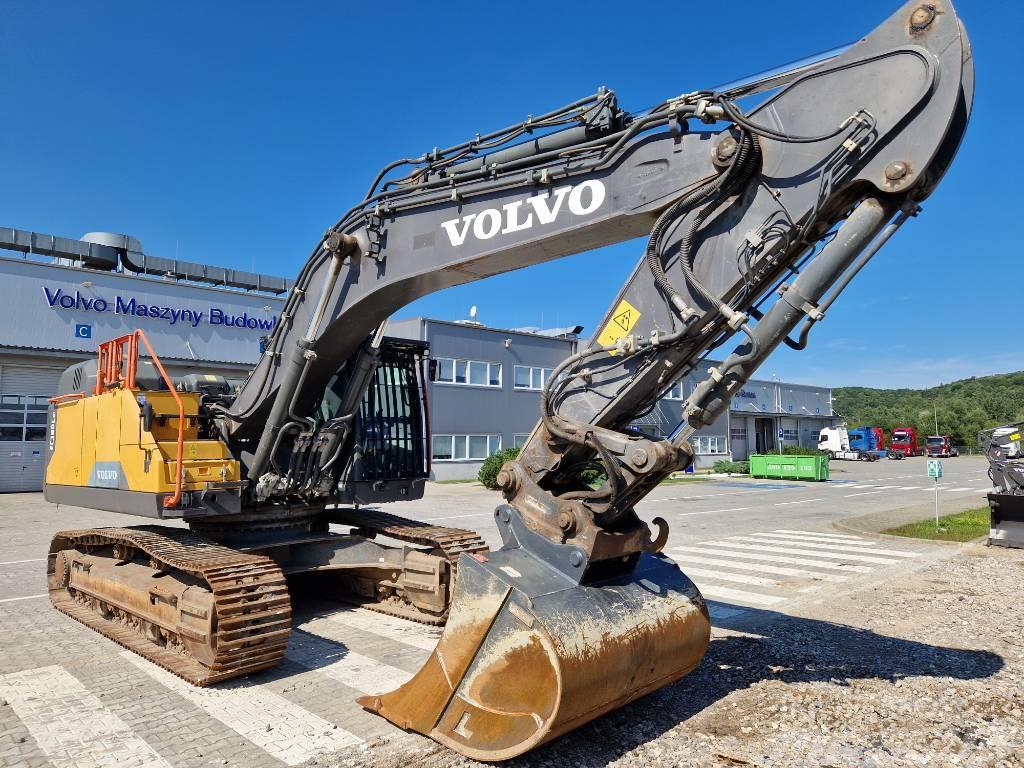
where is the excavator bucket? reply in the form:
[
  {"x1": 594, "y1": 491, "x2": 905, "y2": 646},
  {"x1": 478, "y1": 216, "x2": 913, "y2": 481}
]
[{"x1": 359, "y1": 527, "x2": 710, "y2": 761}]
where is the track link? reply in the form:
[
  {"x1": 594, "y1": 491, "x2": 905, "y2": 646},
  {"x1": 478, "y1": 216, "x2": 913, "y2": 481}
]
[
  {"x1": 48, "y1": 526, "x2": 291, "y2": 686},
  {"x1": 326, "y1": 508, "x2": 488, "y2": 623}
]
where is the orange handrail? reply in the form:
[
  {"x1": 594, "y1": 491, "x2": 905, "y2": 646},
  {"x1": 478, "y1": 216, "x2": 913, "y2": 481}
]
[{"x1": 93, "y1": 330, "x2": 185, "y2": 509}]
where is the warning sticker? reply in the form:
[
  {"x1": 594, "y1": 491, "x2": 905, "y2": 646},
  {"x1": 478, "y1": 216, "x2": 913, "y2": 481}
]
[{"x1": 597, "y1": 299, "x2": 641, "y2": 350}]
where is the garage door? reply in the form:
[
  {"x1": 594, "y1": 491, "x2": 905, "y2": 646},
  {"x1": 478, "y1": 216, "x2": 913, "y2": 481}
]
[
  {"x1": 0, "y1": 365, "x2": 63, "y2": 396},
  {"x1": 0, "y1": 394, "x2": 50, "y2": 492}
]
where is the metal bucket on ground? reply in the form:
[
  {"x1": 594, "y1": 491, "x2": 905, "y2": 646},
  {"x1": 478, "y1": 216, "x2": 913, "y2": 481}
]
[{"x1": 359, "y1": 506, "x2": 711, "y2": 761}]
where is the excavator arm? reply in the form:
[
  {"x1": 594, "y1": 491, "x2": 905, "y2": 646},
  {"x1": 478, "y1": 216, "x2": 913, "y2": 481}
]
[
  {"x1": 228, "y1": 0, "x2": 971, "y2": 566},
  {"x1": 42, "y1": 1, "x2": 972, "y2": 760}
]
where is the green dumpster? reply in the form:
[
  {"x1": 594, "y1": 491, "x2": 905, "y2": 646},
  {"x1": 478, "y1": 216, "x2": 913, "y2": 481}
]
[{"x1": 748, "y1": 454, "x2": 829, "y2": 481}]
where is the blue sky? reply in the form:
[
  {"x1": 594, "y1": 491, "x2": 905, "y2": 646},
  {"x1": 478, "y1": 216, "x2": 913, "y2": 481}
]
[{"x1": 1, "y1": 1, "x2": 1019, "y2": 389}]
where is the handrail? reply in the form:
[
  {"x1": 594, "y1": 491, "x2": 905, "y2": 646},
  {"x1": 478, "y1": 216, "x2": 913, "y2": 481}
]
[
  {"x1": 134, "y1": 330, "x2": 185, "y2": 509},
  {"x1": 93, "y1": 330, "x2": 185, "y2": 509},
  {"x1": 48, "y1": 393, "x2": 85, "y2": 404}
]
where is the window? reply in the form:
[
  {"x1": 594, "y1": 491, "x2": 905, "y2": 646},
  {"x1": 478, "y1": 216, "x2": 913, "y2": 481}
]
[
  {"x1": 431, "y1": 434, "x2": 502, "y2": 461},
  {"x1": 513, "y1": 365, "x2": 554, "y2": 391},
  {"x1": 513, "y1": 433, "x2": 530, "y2": 449},
  {"x1": 693, "y1": 435, "x2": 728, "y2": 455},
  {"x1": 729, "y1": 426, "x2": 746, "y2": 441},
  {"x1": 665, "y1": 381, "x2": 685, "y2": 400},
  {"x1": 782, "y1": 429, "x2": 799, "y2": 441},
  {"x1": 433, "y1": 358, "x2": 501, "y2": 388},
  {"x1": 0, "y1": 396, "x2": 50, "y2": 441}
]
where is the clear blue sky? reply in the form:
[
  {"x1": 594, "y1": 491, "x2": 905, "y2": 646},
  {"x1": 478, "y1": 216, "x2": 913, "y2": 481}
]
[{"x1": 2, "y1": 1, "x2": 1019, "y2": 389}]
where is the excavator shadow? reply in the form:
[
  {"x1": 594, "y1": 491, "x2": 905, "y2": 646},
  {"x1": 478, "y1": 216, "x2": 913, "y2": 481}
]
[
  {"x1": 216, "y1": 594, "x2": 1004, "y2": 766},
  {"x1": 493, "y1": 603, "x2": 1004, "y2": 767}
]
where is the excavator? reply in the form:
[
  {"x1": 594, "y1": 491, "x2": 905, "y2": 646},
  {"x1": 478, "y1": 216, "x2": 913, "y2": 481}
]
[
  {"x1": 981, "y1": 422, "x2": 1024, "y2": 548},
  {"x1": 41, "y1": 1, "x2": 972, "y2": 761}
]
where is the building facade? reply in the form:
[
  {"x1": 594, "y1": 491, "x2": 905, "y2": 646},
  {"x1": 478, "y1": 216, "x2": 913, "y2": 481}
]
[
  {"x1": 0, "y1": 227, "x2": 837, "y2": 490},
  {"x1": 0, "y1": 228, "x2": 285, "y2": 491},
  {"x1": 391, "y1": 317, "x2": 839, "y2": 480}
]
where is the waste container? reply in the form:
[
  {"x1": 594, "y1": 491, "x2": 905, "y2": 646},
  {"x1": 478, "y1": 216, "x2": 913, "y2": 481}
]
[{"x1": 748, "y1": 454, "x2": 829, "y2": 481}]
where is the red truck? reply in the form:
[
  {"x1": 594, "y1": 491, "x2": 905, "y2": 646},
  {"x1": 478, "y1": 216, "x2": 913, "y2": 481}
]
[
  {"x1": 926, "y1": 435, "x2": 959, "y2": 457},
  {"x1": 890, "y1": 427, "x2": 922, "y2": 457}
]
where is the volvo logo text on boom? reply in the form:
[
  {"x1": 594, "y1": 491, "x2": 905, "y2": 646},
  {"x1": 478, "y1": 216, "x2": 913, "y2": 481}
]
[{"x1": 441, "y1": 180, "x2": 606, "y2": 247}]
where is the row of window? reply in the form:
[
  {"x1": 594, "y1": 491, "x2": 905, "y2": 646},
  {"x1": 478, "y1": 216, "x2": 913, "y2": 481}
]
[
  {"x1": 692, "y1": 435, "x2": 728, "y2": 455},
  {"x1": 433, "y1": 357, "x2": 503, "y2": 387},
  {"x1": 0, "y1": 396, "x2": 49, "y2": 442},
  {"x1": 513, "y1": 366, "x2": 554, "y2": 391},
  {"x1": 431, "y1": 434, "x2": 502, "y2": 461}
]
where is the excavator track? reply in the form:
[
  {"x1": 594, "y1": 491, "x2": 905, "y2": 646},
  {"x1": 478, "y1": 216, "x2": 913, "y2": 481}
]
[
  {"x1": 326, "y1": 507, "x2": 488, "y2": 624},
  {"x1": 48, "y1": 526, "x2": 291, "y2": 686}
]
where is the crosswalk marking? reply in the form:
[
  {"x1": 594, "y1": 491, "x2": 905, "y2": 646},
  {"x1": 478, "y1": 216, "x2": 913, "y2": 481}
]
[
  {"x1": 698, "y1": 584, "x2": 786, "y2": 607},
  {"x1": 672, "y1": 544, "x2": 872, "y2": 573},
  {"x1": 716, "y1": 538, "x2": 904, "y2": 564},
  {"x1": 773, "y1": 529, "x2": 864, "y2": 541},
  {"x1": 123, "y1": 652, "x2": 361, "y2": 766},
  {"x1": 680, "y1": 566, "x2": 782, "y2": 588},
  {"x1": 731, "y1": 535, "x2": 918, "y2": 558},
  {"x1": 286, "y1": 630, "x2": 414, "y2": 695},
  {"x1": 672, "y1": 552, "x2": 849, "y2": 582},
  {"x1": 323, "y1": 606, "x2": 441, "y2": 652},
  {"x1": 0, "y1": 665, "x2": 171, "y2": 768},
  {"x1": 757, "y1": 532, "x2": 874, "y2": 547},
  {"x1": 0, "y1": 593, "x2": 47, "y2": 603}
]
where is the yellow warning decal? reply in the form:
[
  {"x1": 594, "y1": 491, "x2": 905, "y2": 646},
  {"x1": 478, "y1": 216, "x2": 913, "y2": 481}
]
[
  {"x1": 597, "y1": 299, "x2": 641, "y2": 350},
  {"x1": 1011, "y1": 432, "x2": 1021, "y2": 441},
  {"x1": 204, "y1": 374, "x2": 217, "y2": 381}
]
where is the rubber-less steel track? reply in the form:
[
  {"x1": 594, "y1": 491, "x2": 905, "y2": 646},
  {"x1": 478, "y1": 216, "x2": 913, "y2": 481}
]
[
  {"x1": 328, "y1": 507, "x2": 488, "y2": 572},
  {"x1": 48, "y1": 526, "x2": 291, "y2": 686},
  {"x1": 326, "y1": 508, "x2": 488, "y2": 624}
]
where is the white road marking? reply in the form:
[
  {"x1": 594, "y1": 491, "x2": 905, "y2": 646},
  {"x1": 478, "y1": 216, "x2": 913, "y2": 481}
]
[
  {"x1": 671, "y1": 552, "x2": 849, "y2": 582},
  {"x1": 773, "y1": 529, "x2": 864, "y2": 541},
  {"x1": 946, "y1": 487, "x2": 976, "y2": 492},
  {"x1": 898, "y1": 486, "x2": 921, "y2": 490},
  {"x1": 729, "y1": 536, "x2": 918, "y2": 558},
  {"x1": 706, "y1": 603, "x2": 748, "y2": 621},
  {"x1": 716, "y1": 538, "x2": 904, "y2": 565},
  {"x1": 757, "y1": 532, "x2": 874, "y2": 547},
  {"x1": 774, "y1": 498, "x2": 823, "y2": 507},
  {"x1": 698, "y1": 584, "x2": 787, "y2": 607},
  {"x1": 681, "y1": 566, "x2": 782, "y2": 588},
  {"x1": 0, "y1": 664, "x2": 171, "y2": 768},
  {"x1": 673, "y1": 506, "x2": 750, "y2": 517},
  {"x1": 286, "y1": 630, "x2": 414, "y2": 695},
  {"x1": 0, "y1": 593, "x2": 47, "y2": 604},
  {"x1": 0, "y1": 557, "x2": 45, "y2": 566},
  {"x1": 324, "y1": 607, "x2": 441, "y2": 652},
  {"x1": 845, "y1": 491, "x2": 883, "y2": 498},
  {"x1": 673, "y1": 545, "x2": 872, "y2": 573},
  {"x1": 123, "y1": 652, "x2": 361, "y2": 766}
]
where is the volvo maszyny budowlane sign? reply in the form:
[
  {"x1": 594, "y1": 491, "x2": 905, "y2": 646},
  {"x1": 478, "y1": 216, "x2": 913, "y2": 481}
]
[{"x1": 42, "y1": 286, "x2": 278, "y2": 331}]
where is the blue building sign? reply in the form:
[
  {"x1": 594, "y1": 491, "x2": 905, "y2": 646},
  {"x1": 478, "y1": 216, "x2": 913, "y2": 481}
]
[{"x1": 43, "y1": 286, "x2": 278, "y2": 332}]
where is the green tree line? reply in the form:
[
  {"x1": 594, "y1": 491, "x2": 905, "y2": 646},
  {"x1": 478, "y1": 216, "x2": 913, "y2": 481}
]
[{"x1": 832, "y1": 371, "x2": 1024, "y2": 448}]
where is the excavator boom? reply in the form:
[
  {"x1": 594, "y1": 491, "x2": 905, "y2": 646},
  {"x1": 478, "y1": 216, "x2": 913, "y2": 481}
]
[{"x1": 42, "y1": 1, "x2": 972, "y2": 760}]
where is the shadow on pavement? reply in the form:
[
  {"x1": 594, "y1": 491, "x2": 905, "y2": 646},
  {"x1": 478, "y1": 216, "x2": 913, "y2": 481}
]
[{"x1": 502, "y1": 603, "x2": 1003, "y2": 767}]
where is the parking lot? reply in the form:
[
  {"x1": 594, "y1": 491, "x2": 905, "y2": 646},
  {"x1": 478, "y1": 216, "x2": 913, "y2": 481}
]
[{"x1": 0, "y1": 456, "x2": 1010, "y2": 768}]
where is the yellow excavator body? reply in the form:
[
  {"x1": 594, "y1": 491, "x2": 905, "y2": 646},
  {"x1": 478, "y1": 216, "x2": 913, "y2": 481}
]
[{"x1": 46, "y1": 388, "x2": 239, "y2": 495}]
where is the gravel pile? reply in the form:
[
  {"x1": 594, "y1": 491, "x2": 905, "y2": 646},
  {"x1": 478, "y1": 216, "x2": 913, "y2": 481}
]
[{"x1": 340, "y1": 544, "x2": 1024, "y2": 768}]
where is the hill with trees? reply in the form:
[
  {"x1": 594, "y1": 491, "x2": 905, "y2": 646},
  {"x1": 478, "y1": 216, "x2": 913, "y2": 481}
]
[{"x1": 832, "y1": 371, "x2": 1024, "y2": 448}]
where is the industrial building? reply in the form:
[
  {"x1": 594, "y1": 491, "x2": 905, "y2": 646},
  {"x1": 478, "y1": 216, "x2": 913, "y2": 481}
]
[
  {"x1": 0, "y1": 227, "x2": 837, "y2": 489},
  {"x1": 0, "y1": 227, "x2": 288, "y2": 491},
  {"x1": 391, "y1": 317, "x2": 839, "y2": 480}
]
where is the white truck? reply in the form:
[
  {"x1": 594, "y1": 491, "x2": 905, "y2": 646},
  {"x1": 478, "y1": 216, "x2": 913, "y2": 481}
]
[{"x1": 818, "y1": 426, "x2": 877, "y2": 461}]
